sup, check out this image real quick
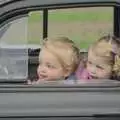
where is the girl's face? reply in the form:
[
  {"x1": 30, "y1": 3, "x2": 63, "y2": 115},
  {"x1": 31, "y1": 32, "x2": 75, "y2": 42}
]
[
  {"x1": 37, "y1": 48, "x2": 68, "y2": 81},
  {"x1": 87, "y1": 50, "x2": 112, "y2": 79}
]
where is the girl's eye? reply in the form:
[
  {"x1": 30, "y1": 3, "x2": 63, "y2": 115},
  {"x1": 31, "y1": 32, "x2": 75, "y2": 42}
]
[
  {"x1": 96, "y1": 65, "x2": 104, "y2": 70},
  {"x1": 47, "y1": 64, "x2": 55, "y2": 68}
]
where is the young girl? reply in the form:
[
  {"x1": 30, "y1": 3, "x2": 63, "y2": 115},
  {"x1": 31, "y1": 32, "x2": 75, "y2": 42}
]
[
  {"x1": 76, "y1": 35, "x2": 120, "y2": 80},
  {"x1": 28, "y1": 36, "x2": 80, "y2": 84}
]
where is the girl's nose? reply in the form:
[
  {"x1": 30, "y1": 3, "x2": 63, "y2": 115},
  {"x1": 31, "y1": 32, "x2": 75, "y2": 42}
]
[
  {"x1": 38, "y1": 65, "x2": 46, "y2": 73},
  {"x1": 91, "y1": 66, "x2": 96, "y2": 74}
]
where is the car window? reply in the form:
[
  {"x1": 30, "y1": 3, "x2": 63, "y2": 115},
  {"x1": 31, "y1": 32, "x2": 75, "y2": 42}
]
[
  {"x1": 0, "y1": 17, "x2": 28, "y2": 80},
  {"x1": 27, "y1": 7, "x2": 114, "y2": 84},
  {"x1": 0, "y1": 12, "x2": 43, "y2": 80},
  {"x1": 48, "y1": 7, "x2": 113, "y2": 49},
  {"x1": 28, "y1": 11, "x2": 43, "y2": 45},
  {"x1": 0, "y1": 17, "x2": 28, "y2": 45},
  {"x1": 0, "y1": 6, "x2": 117, "y2": 84}
]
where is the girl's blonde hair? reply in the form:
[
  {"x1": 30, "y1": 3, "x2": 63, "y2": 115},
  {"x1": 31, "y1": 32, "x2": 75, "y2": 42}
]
[
  {"x1": 89, "y1": 35, "x2": 120, "y2": 79},
  {"x1": 40, "y1": 36, "x2": 80, "y2": 75}
]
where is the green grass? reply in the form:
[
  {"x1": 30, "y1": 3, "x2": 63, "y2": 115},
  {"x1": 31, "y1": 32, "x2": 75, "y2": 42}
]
[
  {"x1": 70, "y1": 34, "x2": 101, "y2": 49},
  {"x1": 29, "y1": 8, "x2": 113, "y2": 22},
  {"x1": 28, "y1": 7, "x2": 113, "y2": 49},
  {"x1": 48, "y1": 11, "x2": 113, "y2": 22},
  {"x1": 28, "y1": 11, "x2": 42, "y2": 23}
]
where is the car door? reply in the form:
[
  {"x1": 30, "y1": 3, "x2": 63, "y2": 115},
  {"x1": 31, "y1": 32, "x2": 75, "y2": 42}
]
[{"x1": 0, "y1": 0, "x2": 120, "y2": 120}]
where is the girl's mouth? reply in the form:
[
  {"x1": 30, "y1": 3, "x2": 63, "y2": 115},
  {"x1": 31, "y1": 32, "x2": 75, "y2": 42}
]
[
  {"x1": 90, "y1": 75, "x2": 97, "y2": 79},
  {"x1": 39, "y1": 74, "x2": 47, "y2": 79}
]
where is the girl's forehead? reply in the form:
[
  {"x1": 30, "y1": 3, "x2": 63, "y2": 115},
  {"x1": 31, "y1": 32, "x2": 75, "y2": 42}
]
[
  {"x1": 40, "y1": 48, "x2": 64, "y2": 65},
  {"x1": 40, "y1": 48, "x2": 56, "y2": 59},
  {"x1": 88, "y1": 50, "x2": 111, "y2": 65}
]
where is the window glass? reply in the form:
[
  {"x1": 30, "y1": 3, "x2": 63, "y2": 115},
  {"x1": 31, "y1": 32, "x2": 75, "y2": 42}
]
[
  {"x1": 48, "y1": 7, "x2": 113, "y2": 49},
  {"x1": 0, "y1": 11, "x2": 43, "y2": 80},
  {"x1": 0, "y1": 17, "x2": 28, "y2": 45},
  {"x1": 28, "y1": 11, "x2": 43, "y2": 45},
  {"x1": 0, "y1": 17, "x2": 28, "y2": 79}
]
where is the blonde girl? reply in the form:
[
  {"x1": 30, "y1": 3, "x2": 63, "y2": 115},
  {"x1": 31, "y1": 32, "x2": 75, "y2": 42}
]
[
  {"x1": 28, "y1": 36, "x2": 80, "y2": 84},
  {"x1": 76, "y1": 35, "x2": 120, "y2": 80}
]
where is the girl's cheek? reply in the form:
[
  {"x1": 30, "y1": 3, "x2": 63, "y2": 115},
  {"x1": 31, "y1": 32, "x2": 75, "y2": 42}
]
[{"x1": 99, "y1": 69, "x2": 104, "y2": 75}]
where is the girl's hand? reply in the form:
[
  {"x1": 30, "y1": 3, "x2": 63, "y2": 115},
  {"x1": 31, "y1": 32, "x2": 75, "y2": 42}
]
[{"x1": 27, "y1": 79, "x2": 41, "y2": 85}]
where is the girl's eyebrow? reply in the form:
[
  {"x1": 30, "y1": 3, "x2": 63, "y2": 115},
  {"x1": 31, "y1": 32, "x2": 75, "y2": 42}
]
[
  {"x1": 46, "y1": 62, "x2": 55, "y2": 66},
  {"x1": 88, "y1": 60, "x2": 105, "y2": 69}
]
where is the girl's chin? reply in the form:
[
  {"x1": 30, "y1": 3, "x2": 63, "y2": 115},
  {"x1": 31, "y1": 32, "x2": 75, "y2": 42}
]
[{"x1": 38, "y1": 78, "x2": 53, "y2": 81}]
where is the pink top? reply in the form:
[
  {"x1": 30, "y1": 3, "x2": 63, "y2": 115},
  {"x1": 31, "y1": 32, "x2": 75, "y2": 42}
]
[{"x1": 75, "y1": 66, "x2": 92, "y2": 80}]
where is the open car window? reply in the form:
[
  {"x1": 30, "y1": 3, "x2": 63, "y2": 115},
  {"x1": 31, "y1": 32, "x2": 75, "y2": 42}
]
[
  {"x1": 48, "y1": 7, "x2": 113, "y2": 49},
  {"x1": 0, "y1": 1, "x2": 120, "y2": 86}
]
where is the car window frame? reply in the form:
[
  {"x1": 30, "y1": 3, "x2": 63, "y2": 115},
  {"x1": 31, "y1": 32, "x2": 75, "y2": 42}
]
[{"x1": 0, "y1": 0, "x2": 120, "y2": 88}]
